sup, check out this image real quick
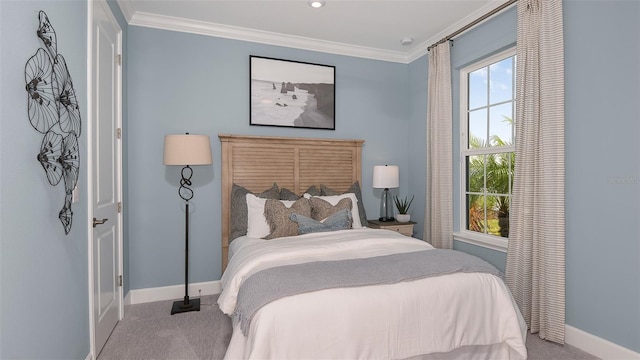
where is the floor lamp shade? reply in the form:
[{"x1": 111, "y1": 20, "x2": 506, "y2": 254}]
[
  {"x1": 163, "y1": 134, "x2": 212, "y2": 166},
  {"x1": 163, "y1": 133, "x2": 212, "y2": 315},
  {"x1": 373, "y1": 165, "x2": 399, "y2": 222}
]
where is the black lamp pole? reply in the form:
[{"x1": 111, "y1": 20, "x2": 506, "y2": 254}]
[{"x1": 171, "y1": 165, "x2": 200, "y2": 315}]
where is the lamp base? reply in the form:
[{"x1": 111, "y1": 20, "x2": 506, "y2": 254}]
[
  {"x1": 379, "y1": 188, "x2": 394, "y2": 222},
  {"x1": 171, "y1": 297, "x2": 200, "y2": 315}
]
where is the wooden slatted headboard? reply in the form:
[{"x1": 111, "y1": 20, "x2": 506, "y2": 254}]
[{"x1": 218, "y1": 134, "x2": 365, "y2": 271}]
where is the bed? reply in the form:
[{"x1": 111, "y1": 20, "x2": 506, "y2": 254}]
[{"x1": 217, "y1": 134, "x2": 527, "y2": 360}]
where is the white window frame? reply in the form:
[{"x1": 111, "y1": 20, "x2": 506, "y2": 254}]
[{"x1": 454, "y1": 47, "x2": 516, "y2": 253}]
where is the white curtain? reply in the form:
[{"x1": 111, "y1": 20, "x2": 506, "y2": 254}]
[
  {"x1": 506, "y1": 0, "x2": 565, "y2": 344},
  {"x1": 425, "y1": 43, "x2": 453, "y2": 249}
]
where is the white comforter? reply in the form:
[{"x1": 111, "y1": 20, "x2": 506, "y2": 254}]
[{"x1": 218, "y1": 228, "x2": 527, "y2": 360}]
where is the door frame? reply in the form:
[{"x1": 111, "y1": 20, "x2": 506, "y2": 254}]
[{"x1": 87, "y1": 0, "x2": 124, "y2": 357}]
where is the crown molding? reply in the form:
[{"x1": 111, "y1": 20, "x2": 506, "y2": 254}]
[
  {"x1": 127, "y1": 12, "x2": 412, "y2": 63},
  {"x1": 116, "y1": 0, "x2": 513, "y2": 65},
  {"x1": 115, "y1": 0, "x2": 135, "y2": 23}
]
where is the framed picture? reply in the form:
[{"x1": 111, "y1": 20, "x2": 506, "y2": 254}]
[{"x1": 250, "y1": 56, "x2": 335, "y2": 130}]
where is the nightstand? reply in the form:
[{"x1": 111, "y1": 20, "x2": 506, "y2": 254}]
[{"x1": 367, "y1": 219, "x2": 416, "y2": 237}]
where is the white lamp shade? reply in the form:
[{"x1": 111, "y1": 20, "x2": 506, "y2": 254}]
[
  {"x1": 372, "y1": 165, "x2": 399, "y2": 189},
  {"x1": 163, "y1": 134, "x2": 213, "y2": 166}
]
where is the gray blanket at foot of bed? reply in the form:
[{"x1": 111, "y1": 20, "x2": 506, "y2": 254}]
[{"x1": 234, "y1": 249, "x2": 503, "y2": 336}]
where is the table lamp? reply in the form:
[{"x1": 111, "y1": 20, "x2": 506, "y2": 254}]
[{"x1": 373, "y1": 165, "x2": 399, "y2": 222}]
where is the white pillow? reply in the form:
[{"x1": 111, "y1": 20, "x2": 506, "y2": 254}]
[
  {"x1": 246, "y1": 194, "x2": 296, "y2": 238},
  {"x1": 303, "y1": 193, "x2": 363, "y2": 229}
]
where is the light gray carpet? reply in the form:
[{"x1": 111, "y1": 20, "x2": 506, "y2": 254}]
[
  {"x1": 98, "y1": 295, "x2": 599, "y2": 360},
  {"x1": 98, "y1": 295, "x2": 231, "y2": 360}
]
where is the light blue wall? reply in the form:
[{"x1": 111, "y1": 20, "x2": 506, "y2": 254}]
[
  {"x1": 410, "y1": 1, "x2": 639, "y2": 352},
  {"x1": 0, "y1": 0, "x2": 637, "y2": 357},
  {"x1": 563, "y1": 0, "x2": 639, "y2": 352},
  {"x1": 127, "y1": 1, "x2": 639, "y2": 353},
  {"x1": 0, "y1": 1, "x2": 90, "y2": 359},
  {"x1": 126, "y1": 26, "x2": 411, "y2": 288}
]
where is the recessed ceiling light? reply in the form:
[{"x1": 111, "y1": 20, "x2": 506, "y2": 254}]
[
  {"x1": 400, "y1": 37, "x2": 414, "y2": 46},
  {"x1": 308, "y1": 1, "x2": 326, "y2": 8}
]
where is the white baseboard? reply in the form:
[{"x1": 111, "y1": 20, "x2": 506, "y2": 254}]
[
  {"x1": 565, "y1": 325, "x2": 640, "y2": 360},
  {"x1": 124, "y1": 280, "x2": 221, "y2": 305}
]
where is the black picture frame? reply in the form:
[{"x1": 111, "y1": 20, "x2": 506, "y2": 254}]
[{"x1": 250, "y1": 56, "x2": 335, "y2": 130}]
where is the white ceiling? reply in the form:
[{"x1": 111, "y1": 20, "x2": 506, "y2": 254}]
[{"x1": 116, "y1": 0, "x2": 509, "y2": 63}]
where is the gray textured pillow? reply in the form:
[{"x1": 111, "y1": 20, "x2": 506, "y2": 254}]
[
  {"x1": 263, "y1": 198, "x2": 312, "y2": 240},
  {"x1": 304, "y1": 185, "x2": 321, "y2": 197},
  {"x1": 230, "y1": 183, "x2": 279, "y2": 240},
  {"x1": 309, "y1": 197, "x2": 352, "y2": 222},
  {"x1": 290, "y1": 209, "x2": 352, "y2": 235},
  {"x1": 279, "y1": 187, "x2": 300, "y2": 201},
  {"x1": 320, "y1": 181, "x2": 368, "y2": 226}
]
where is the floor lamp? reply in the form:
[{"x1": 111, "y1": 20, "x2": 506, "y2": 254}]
[
  {"x1": 373, "y1": 165, "x2": 399, "y2": 222},
  {"x1": 163, "y1": 133, "x2": 212, "y2": 315}
]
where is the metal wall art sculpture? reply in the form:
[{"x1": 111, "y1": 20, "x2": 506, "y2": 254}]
[{"x1": 25, "y1": 11, "x2": 81, "y2": 234}]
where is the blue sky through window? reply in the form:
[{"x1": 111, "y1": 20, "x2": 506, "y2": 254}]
[{"x1": 468, "y1": 56, "x2": 515, "y2": 148}]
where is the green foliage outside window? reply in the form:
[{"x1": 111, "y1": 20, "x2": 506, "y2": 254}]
[{"x1": 467, "y1": 117, "x2": 514, "y2": 238}]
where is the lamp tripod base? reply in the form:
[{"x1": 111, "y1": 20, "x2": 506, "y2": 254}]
[{"x1": 171, "y1": 297, "x2": 200, "y2": 315}]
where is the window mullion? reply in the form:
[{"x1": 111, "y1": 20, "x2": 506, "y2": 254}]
[{"x1": 462, "y1": 145, "x2": 514, "y2": 157}]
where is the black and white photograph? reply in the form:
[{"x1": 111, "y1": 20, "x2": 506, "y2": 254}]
[{"x1": 250, "y1": 56, "x2": 335, "y2": 130}]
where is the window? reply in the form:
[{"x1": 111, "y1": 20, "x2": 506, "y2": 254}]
[{"x1": 457, "y1": 48, "x2": 516, "y2": 251}]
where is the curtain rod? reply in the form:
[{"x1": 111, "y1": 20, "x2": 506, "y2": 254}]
[{"x1": 427, "y1": 0, "x2": 518, "y2": 51}]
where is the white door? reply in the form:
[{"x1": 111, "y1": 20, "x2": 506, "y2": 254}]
[{"x1": 91, "y1": 0, "x2": 122, "y2": 356}]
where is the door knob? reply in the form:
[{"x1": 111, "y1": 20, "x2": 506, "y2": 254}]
[{"x1": 93, "y1": 218, "x2": 108, "y2": 228}]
